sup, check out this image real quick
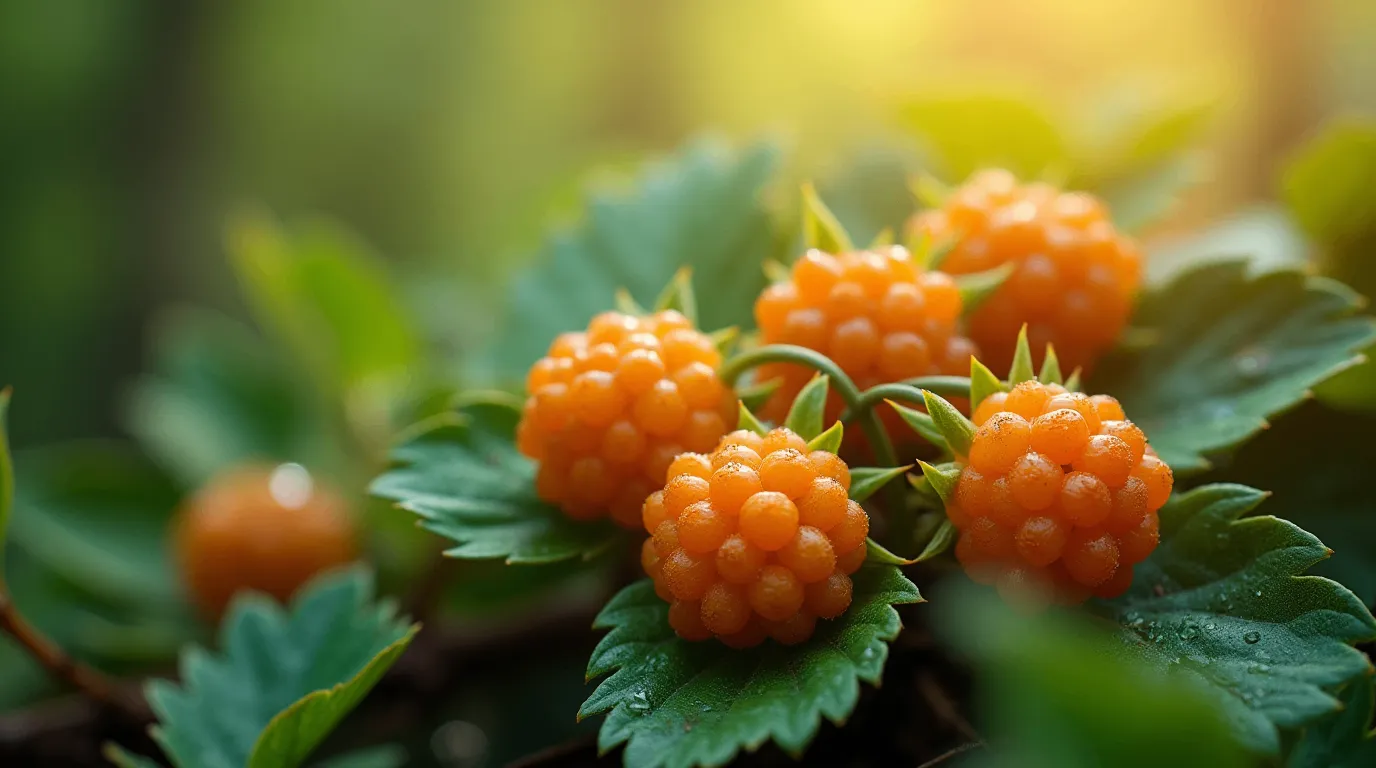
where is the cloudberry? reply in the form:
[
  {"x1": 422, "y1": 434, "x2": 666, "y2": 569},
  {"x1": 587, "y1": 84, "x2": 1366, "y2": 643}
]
[
  {"x1": 753, "y1": 247, "x2": 978, "y2": 443},
  {"x1": 948, "y1": 382, "x2": 1173, "y2": 604},
  {"x1": 644, "y1": 431, "x2": 869, "y2": 644},
  {"x1": 518, "y1": 310, "x2": 735, "y2": 528},
  {"x1": 908, "y1": 170, "x2": 1142, "y2": 372},
  {"x1": 174, "y1": 464, "x2": 357, "y2": 618}
]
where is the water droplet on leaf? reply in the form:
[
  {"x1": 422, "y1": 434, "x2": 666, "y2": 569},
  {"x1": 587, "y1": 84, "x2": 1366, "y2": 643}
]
[{"x1": 1243, "y1": 631, "x2": 1261, "y2": 644}]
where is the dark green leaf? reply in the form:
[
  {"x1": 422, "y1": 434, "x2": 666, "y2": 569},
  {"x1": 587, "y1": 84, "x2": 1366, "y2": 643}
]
[
  {"x1": 887, "y1": 400, "x2": 946, "y2": 450},
  {"x1": 784, "y1": 375, "x2": 829, "y2": 441},
  {"x1": 920, "y1": 390, "x2": 974, "y2": 457},
  {"x1": 491, "y1": 141, "x2": 780, "y2": 379},
  {"x1": 1097, "y1": 485, "x2": 1376, "y2": 754},
  {"x1": 848, "y1": 465, "x2": 910, "y2": 504},
  {"x1": 801, "y1": 183, "x2": 854, "y2": 254},
  {"x1": 580, "y1": 566, "x2": 922, "y2": 768},
  {"x1": 806, "y1": 421, "x2": 843, "y2": 454},
  {"x1": 1089, "y1": 261, "x2": 1376, "y2": 474},
  {"x1": 371, "y1": 400, "x2": 622, "y2": 564},
  {"x1": 143, "y1": 567, "x2": 417, "y2": 768},
  {"x1": 1289, "y1": 673, "x2": 1376, "y2": 768}
]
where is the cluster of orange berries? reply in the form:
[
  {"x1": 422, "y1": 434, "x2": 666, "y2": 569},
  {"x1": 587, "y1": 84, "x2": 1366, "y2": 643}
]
[
  {"x1": 516, "y1": 310, "x2": 735, "y2": 528},
  {"x1": 951, "y1": 381, "x2": 1173, "y2": 604},
  {"x1": 907, "y1": 170, "x2": 1142, "y2": 373},
  {"x1": 640, "y1": 428, "x2": 868, "y2": 647},
  {"x1": 753, "y1": 247, "x2": 977, "y2": 428}
]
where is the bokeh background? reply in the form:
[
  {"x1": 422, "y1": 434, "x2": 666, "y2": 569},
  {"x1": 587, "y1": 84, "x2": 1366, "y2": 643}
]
[{"x1": 3, "y1": 0, "x2": 1375, "y2": 449}]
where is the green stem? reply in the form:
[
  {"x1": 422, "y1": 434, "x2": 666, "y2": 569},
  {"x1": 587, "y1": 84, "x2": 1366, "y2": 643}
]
[{"x1": 844, "y1": 377, "x2": 971, "y2": 421}]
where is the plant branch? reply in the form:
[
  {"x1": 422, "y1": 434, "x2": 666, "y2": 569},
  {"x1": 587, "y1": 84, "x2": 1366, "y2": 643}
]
[
  {"x1": 915, "y1": 741, "x2": 984, "y2": 768},
  {"x1": 843, "y1": 377, "x2": 971, "y2": 423}
]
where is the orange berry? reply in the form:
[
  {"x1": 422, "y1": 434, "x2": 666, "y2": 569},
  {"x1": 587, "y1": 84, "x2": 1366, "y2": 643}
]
[
  {"x1": 716, "y1": 534, "x2": 768, "y2": 584},
  {"x1": 969, "y1": 413, "x2": 1032, "y2": 476},
  {"x1": 762, "y1": 427, "x2": 810, "y2": 455},
  {"x1": 719, "y1": 619, "x2": 770, "y2": 649},
  {"x1": 679, "y1": 501, "x2": 731, "y2": 555},
  {"x1": 662, "y1": 549, "x2": 716, "y2": 601},
  {"x1": 795, "y1": 249, "x2": 843, "y2": 303},
  {"x1": 755, "y1": 283, "x2": 800, "y2": 335},
  {"x1": 651, "y1": 310, "x2": 694, "y2": 336},
  {"x1": 878, "y1": 283, "x2": 926, "y2": 332},
  {"x1": 1015, "y1": 516, "x2": 1067, "y2": 567},
  {"x1": 1004, "y1": 380, "x2": 1050, "y2": 421},
  {"x1": 601, "y1": 419, "x2": 647, "y2": 467},
  {"x1": 739, "y1": 491, "x2": 800, "y2": 551},
  {"x1": 709, "y1": 462, "x2": 763, "y2": 515},
  {"x1": 781, "y1": 308, "x2": 830, "y2": 348},
  {"x1": 1092, "y1": 564, "x2": 1135, "y2": 600},
  {"x1": 1100, "y1": 420, "x2": 1146, "y2": 464},
  {"x1": 1104, "y1": 477, "x2": 1149, "y2": 535},
  {"x1": 718, "y1": 429, "x2": 765, "y2": 453},
  {"x1": 1089, "y1": 394, "x2": 1126, "y2": 422},
  {"x1": 641, "y1": 491, "x2": 669, "y2": 534},
  {"x1": 985, "y1": 476, "x2": 1029, "y2": 529},
  {"x1": 1132, "y1": 454, "x2": 1174, "y2": 510},
  {"x1": 1062, "y1": 531, "x2": 1120, "y2": 588},
  {"x1": 1118, "y1": 512, "x2": 1160, "y2": 564},
  {"x1": 1074, "y1": 435, "x2": 1134, "y2": 489},
  {"x1": 1059, "y1": 471, "x2": 1112, "y2": 527},
  {"x1": 700, "y1": 582, "x2": 752, "y2": 636},
  {"x1": 808, "y1": 451, "x2": 851, "y2": 490},
  {"x1": 661, "y1": 328, "x2": 721, "y2": 371},
  {"x1": 681, "y1": 410, "x2": 728, "y2": 454},
  {"x1": 663, "y1": 474, "x2": 711, "y2": 520},
  {"x1": 835, "y1": 543, "x2": 867, "y2": 575},
  {"x1": 652, "y1": 520, "x2": 680, "y2": 556},
  {"x1": 643, "y1": 442, "x2": 685, "y2": 486},
  {"x1": 568, "y1": 457, "x2": 616, "y2": 507},
  {"x1": 667, "y1": 452, "x2": 713, "y2": 482},
  {"x1": 1030, "y1": 408, "x2": 1091, "y2": 465},
  {"x1": 1007, "y1": 452, "x2": 1064, "y2": 511},
  {"x1": 768, "y1": 613, "x2": 818, "y2": 645},
  {"x1": 805, "y1": 572, "x2": 853, "y2": 619},
  {"x1": 610, "y1": 479, "x2": 653, "y2": 528},
  {"x1": 749, "y1": 565, "x2": 805, "y2": 621},
  {"x1": 640, "y1": 536, "x2": 660, "y2": 574},
  {"x1": 579, "y1": 342, "x2": 621, "y2": 374},
  {"x1": 829, "y1": 317, "x2": 881, "y2": 373},
  {"x1": 759, "y1": 448, "x2": 816, "y2": 498},
  {"x1": 918, "y1": 272, "x2": 960, "y2": 321},
  {"x1": 1045, "y1": 393, "x2": 1102, "y2": 435},
  {"x1": 777, "y1": 526, "x2": 837, "y2": 583},
  {"x1": 713, "y1": 443, "x2": 762, "y2": 471},
  {"x1": 829, "y1": 501, "x2": 870, "y2": 553},
  {"x1": 962, "y1": 516, "x2": 1015, "y2": 563},
  {"x1": 972, "y1": 391, "x2": 1009, "y2": 427},
  {"x1": 633, "y1": 380, "x2": 689, "y2": 437},
  {"x1": 668, "y1": 600, "x2": 713, "y2": 642},
  {"x1": 588, "y1": 312, "x2": 639, "y2": 346},
  {"x1": 673, "y1": 362, "x2": 725, "y2": 410},
  {"x1": 798, "y1": 477, "x2": 848, "y2": 531}
]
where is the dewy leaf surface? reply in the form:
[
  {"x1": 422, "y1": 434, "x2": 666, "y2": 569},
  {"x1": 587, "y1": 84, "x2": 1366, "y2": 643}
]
[
  {"x1": 1288, "y1": 673, "x2": 1376, "y2": 768},
  {"x1": 371, "y1": 400, "x2": 621, "y2": 564},
  {"x1": 580, "y1": 565, "x2": 922, "y2": 768},
  {"x1": 491, "y1": 140, "x2": 779, "y2": 380},
  {"x1": 142, "y1": 567, "x2": 417, "y2": 768},
  {"x1": 1089, "y1": 260, "x2": 1376, "y2": 474},
  {"x1": 1097, "y1": 485, "x2": 1376, "y2": 755}
]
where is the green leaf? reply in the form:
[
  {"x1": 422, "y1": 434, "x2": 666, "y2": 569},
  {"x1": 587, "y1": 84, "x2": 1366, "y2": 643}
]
[
  {"x1": 1006, "y1": 325, "x2": 1035, "y2": 385},
  {"x1": 899, "y1": 94, "x2": 1068, "y2": 181},
  {"x1": 783, "y1": 375, "x2": 829, "y2": 441},
  {"x1": 910, "y1": 172, "x2": 950, "y2": 209},
  {"x1": 1038, "y1": 345, "x2": 1064, "y2": 385},
  {"x1": 736, "y1": 402, "x2": 769, "y2": 437},
  {"x1": 865, "y1": 537, "x2": 916, "y2": 566},
  {"x1": 955, "y1": 262, "x2": 1015, "y2": 315},
  {"x1": 1096, "y1": 484, "x2": 1376, "y2": 755},
  {"x1": 491, "y1": 140, "x2": 779, "y2": 379},
  {"x1": 800, "y1": 182, "x2": 854, "y2": 254},
  {"x1": 1063, "y1": 367, "x2": 1083, "y2": 393},
  {"x1": 313, "y1": 745, "x2": 409, "y2": 768},
  {"x1": 1289, "y1": 673, "x2": 1376, "y2": 768},
  {"x1": 920, "y1": 390, "x2": 974, "y2": 457},
  {"x1": 969, "y1": 358, "x2": 1005, "y2": 413},
  {"x1": 848, "y1": 465, "x2": 910, "y2": 504},
  {"x1": 0, "y1": 388, "x2": 12, "y2": 564},
  {"x1": 913, "y1": 520, "x2": 956, "y2": 563},
  {"x1": 372, "y1": 400, "x2": 621, "y2": 564},
  {"x1": 1282, "y1": 118, "x2": 1376, "y2": 250},
  {"x1": 806, "y1": 421, "x2": 843, "y2": 454},
  {"x1": 139, "y1": 567, "x2": 416, "y2": 768},
  {"x1": 814, "y1": 146, "x2": 921, "y2": 250},
  {"x1": 1099, "y1": 151, "x2": 1207, "y2": 234},
  {"x1": 917, "y1": 461, "x2": 960, "y2": 506},
  {"x1": 1088, "y1": 261, "x2": 1376, "y2": 474},
  {"x1": 945, "y1": 586, "x2": 1249, "y2": 768},
  {"x1": 886, "y1": 400, "x2": 947, "y2": 450},
  {"x1": 579, "y1": 566, "x2": 922, "y2": 768}
]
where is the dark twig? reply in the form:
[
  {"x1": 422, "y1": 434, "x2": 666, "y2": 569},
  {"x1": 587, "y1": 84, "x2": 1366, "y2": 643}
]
[
  {"x1": 915, "y1": 741, "x2": 984, "y2": 768},
  {"x1": 917, "y1": 670, "x2": 980, "y2": 742}
]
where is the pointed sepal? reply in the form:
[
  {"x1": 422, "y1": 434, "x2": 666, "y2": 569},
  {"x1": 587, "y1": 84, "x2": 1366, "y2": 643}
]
[
  {"x1": 1038, "y1": 344, "x2": 1064, "y2": 385},
  {"x1": 801, "y1": 183, "x2": 854, "y2": 254},
  {"x1": 849, "y1": 465, "x2": 912, "y2": 503},
  {"x1": 918, "y1": 460, "x2": 961, "y2": 506},
  {"x1": 920, "y1": 390, "x2": 975, "y2": 458},
  {"x1": 969, "y1": 357, "x2": 1006, "y2": 413},
  {"x1": 956, "y1": 262, "x2": 1016, "y2": 316},
  {"x1": 652, "y1": 266, "x2": 699, "y2": 327},
  {"x1": 807, "y1": 421, "x2": 844, "y2": 454},
  {"x1": 914, "y1": 519, "x2": 957, "y2": 563},
  {"x1": 886, "y1": 400, "x2": 948, "y2": 451},
  {"x1": 737, "y1": 401, "x2": 769, "y2": 437},
  {"x1": 865, "y1": 537, "x2": 916, "y2": 566},
  {"x1": 737, "y1": 378, "x2": 780, "y2": 414},
  {"x1": 1007, "y1": 324, "x2": 1036, "y2": 385},
  {"x1": 784, "y1": 374, "x2": 829, "y2": 441}
]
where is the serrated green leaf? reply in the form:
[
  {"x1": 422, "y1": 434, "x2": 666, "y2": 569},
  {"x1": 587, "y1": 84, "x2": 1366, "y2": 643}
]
[
  {"x1": 1289, "y1": 673, "x2": 1376, "y2": 768},
  {"x1": 899, "y1": 94, "x2": 1068, "y2": 181},
  {"x1": 1038, "y1": 345, "x2": 1064, "y2": 385},
  {"x1": 371, "y1": 401, "x2": 622, "y2": 564},
  {"x1": 491, "y1": 141, "x2": 779, "y2": 379},
  {"x1": 1096, "y1": 485, "x2": 1376, "y2": 755},
  {"x1": 914, "y1": 520, "x2": 956, "y2": 563},
  {"x1": 969, "y1": 358, "x2": 1005, "y2": 413},
  {"x1": 736, "y1": 402, "x2": 769, "y2": 437},
  {"x1": 579, "y1": 566, "x2": 922, "y2": 768},
  {"x1": 920, "y1": 390, "x2": 974, "y2": 457},
  {"x1": 138, "y1": 567, "x2": 417, "y2": 768},
  {"x1": 801, "y1": 183, "x2": 854, "y2": 254},
  {"x1": 848, "y1": 465, "x2": 910, "y2": 504},
  {"x1": 956, "y1": 262, "x2": 1015, "y2": 315},
  {"x1": 1007, "y1": 325, "x2": 1035, "y2": 385},
  {"x1": 1088, "y1": 261, "x2": 1376, "y2": 474},
  {"x1": 783, "y1": 375, "x2": 829, "y2": 441},
  {"x1": 806, "y1": 421, "x2": 843, "y2": 454},
  {"x1": 886, "y1": 400, "x2": 947, "y2": 450}
]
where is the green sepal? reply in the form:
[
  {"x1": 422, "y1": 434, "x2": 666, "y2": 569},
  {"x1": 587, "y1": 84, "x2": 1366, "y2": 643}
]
[
  {"x1": 784, "y1": 375, "x2": 829, "y2": 441},
  {"x1": 736, "y1": 380, "x2": 779, "y2": 416},
  {"x1": 736, "y1": 402, "x2": 769, "y2": 437},
  {"x1": 956, "y1": 262, "x2": 1016, "y2": 316},
  {"x1": 763, "y1": 259, "x2": 791, "y2": 284},
  {"x1": 652, "y1": 266, "x2": 700, "y2": 328},
  {"x1": 921, "y1": 236, "x2": 957, "y2": 272},
  {"x1": 868, "y1": 227, "x2": 895, "y2": 248},
  {"x1": 709, "y1": 326, "x2": 740, "y2": 358},
  {"x1": 806, "y1": 421, "x2": 844, "y2": 454},
  {"x1": 918, "y1": 460, "x2": 961, "y2": 506},
  {"x1": 969, "y1": 357, "x2": 1006, "y2": 413},
  {"x1": 614, "y1": 287, "x2": 648, "y2": 316},
  {"x1": 801, "y1": 182, "x2": 854, "y2": 254},
  {"x1": 914, "y1": 519, "x2": 956, "y2": 563},
  {"x1": 849, "y1": 465, "x2": 911, "y2": 504},
  {"x1": 885, "y1": 400, "x2": 947, "y2": 450},
  {"x1": 920, "y1": 390, "x2": 975, "y2": 458},
  {"x1": 865, "y1": 537, "x2": 916, "y2": 566},
  {"x1": 1007, "y1": 324, "x2": 1036, "y2": 385},
  {"x1": 1038, "y1": 344, "x2": 1064, "y2": 385},
  {"x1": 1064, "y1": 367, "x2": 1083, "y2": 393},
  {"x1": 909, "y1": 172, "x2": 950, "y2": 209}
]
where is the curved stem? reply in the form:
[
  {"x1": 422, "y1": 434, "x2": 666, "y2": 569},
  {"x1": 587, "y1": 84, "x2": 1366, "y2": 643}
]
[
  {"x1": 843, "y1": 377, "x2": 971, "y2": 422},
  {"x1": 719, "y1": 345, "x2": 898, "y2": 469}
]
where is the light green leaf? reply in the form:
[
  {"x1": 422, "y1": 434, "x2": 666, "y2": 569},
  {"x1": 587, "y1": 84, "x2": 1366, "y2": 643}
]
[
  {"x1": 816, "y1": 146, "x2": 922, "y2": 250},
  {"x1": 783, "y1": 375, "x2": 829, "y2": 441},
  {"x1": 1088, "y1": 261, "x2": 1376, "y2": 474},
  {"x1": 917, "y1": 461, "x2": 960, "y2": 507},
  {"x1": 910, "y1": 172, "x2": 950, "y2": 209},
  {"x1": 139, "y1": 567, "x2": 417, "y2": 768},
  {"x1": 955, "y1": 262, "x2": 1015, "y2": 315},
  {"x1": 800, "y1": 183, "x2": 854, "y2": 254},
  {"x1": 806, "y1": 421, "x2": 843, "y2": 454},
  {"x1": 579, "y1": 566, "x2": 922, "y2": 768},
  {"x1": 1099, "y1": 151, "x2": 1208, "y2": 234},
  {"x1": 945, "y1": 586, "x2": 1249, "y2": 768},
  {"x1": 1007, "y1": 325, "x2": 1035, "y2": 385},
  {"x1": 886, "y1": 400, "x2": 946, "y2": 450},
  {"x1": 899, "y1": 94, "x2": 1068, "y2": 181},
  {"x1": 1096, "y1": 485, "x2": 1376, "y2": 755},
  {"x1": 865, "y1": 537, "x2": 915, "y2": 566},
  {"x1": 914, "y1": 520, "x2": 956, "y2": 563},
  {"x1": 1289, "y1": 673, "x2": 1376, "y2": 768},
  {"x1": 969, "y1": 358, "x2": 1005, "y2": 413},
  {"x1": 1282, "y1": 118, "x2": 1376, "y2": 249},
  {"x1": 372, "y1": 400, "x2": 622, "y2": 564},
  {"x1": 920, "y1": 390, "x2": 974, "y2": 457},
  {"x1": 848, "y1": 465, "x2": 910, "y2": 504},
  {"x1": 736, "y1": 402, "x2": 769, "y2": 437},
  {"x1": 491, "y1": 140, "x2": 779, "y2": 379}
]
